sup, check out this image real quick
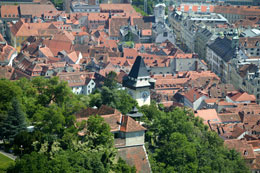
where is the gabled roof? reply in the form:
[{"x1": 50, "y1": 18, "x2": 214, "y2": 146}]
[
  {"x1": 228, "y1": 92, "x2": 256, "y2": 102},
  {"x1": 19, "y1": 4, "x2": 57, "y2": 18},
  {"x1": 120, "y1": 115, "x2": 146, "y2": 132},
  {"x1": 208, "y1": 37, "x2": 236, "y2": 62},
  {"x1": 128, "y1": 56, "x2": 149, "y2": 78},
  {"x1": 183, "y1": 89, "x2": 206, "y2": 103},
  {"x1": 75, "y1": 105, "x2": 146, "y2": 133}
]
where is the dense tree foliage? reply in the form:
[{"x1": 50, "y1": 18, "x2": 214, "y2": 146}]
[
  {"x1": 0, "y1": 76, "x2": 249, "y2": 172},
  {"x1": 0, "y1": 77, "x2": 135, "y2": 172},
  {"x1": 0, "y1": 98, "x2": 27, "y2": 143},
  {"x1": 141, "y1": 104, "x2": 250, "y2": 173},
  {"x1": 90, "y1": 72, "x2": 138, "y2": 114}
]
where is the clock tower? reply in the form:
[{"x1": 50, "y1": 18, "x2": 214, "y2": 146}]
[{"x1": 123, "y1": 56, "x2": 151, "y2": 106}]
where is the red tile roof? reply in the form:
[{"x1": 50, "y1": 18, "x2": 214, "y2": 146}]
[
  {"x1": 1, "y1": 5, "x2": 19, "y2": 18},
  {"x1": 184, "y1": 89, "x2": 206, "y2": 103},
  {"x1": 109, "y1": 17, "x2": 128, "y2": 37},
  {"x1": 0, "y1": 44, "x2": 16, "y2": 63},
  {"x1": 225, "y1": 139, "x2": 256, "y2": 160},
  {"x1": 195, "y1": 109, "x2": 220, "y2": 125},
  {"x1": 178, "y1": 4, "x2": 214, "y2": 13},
  {"x1": 120, "y1": 115, "x2": 146, "y2": 133},
  {"x1": 19, "y1": 4, "x2": 57, "y2": 18},
  {"x1": 214, "y1": 5, "x2": 260, "y2": 16},
  {"x1": 228, "y1": 92, "x2": 256, "y2": 102},
  {"x1": 76, "y1": 105, "x2": 146, "y2": 133},
  {"x1": 117, "y1": 145, "x2": 151, "y2": 173}
]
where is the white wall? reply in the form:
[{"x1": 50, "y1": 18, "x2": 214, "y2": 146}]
[
  {"x1": 131, "y1": 88, "x2": 151, "y2": 107},
  {"x1": 125, "y1": 131, "x2": 145, "y2": 146},
  {"x1": 226, "y1": 96, "x2": 251, "y2": 104},
  {"x1": 8, "y1": 51, "x2": 17, "y2": 67},
  {"x1": 193, "y1": 96, "x2": 208, "y2": 110}
]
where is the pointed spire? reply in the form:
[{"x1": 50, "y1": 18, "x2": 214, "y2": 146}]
[{"x1": 128, "y1": 56, "x2": 149, "y2": 78}]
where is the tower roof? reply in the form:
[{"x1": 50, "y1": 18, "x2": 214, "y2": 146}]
[{"x1": 128, "y1": 56, "x2": 149, "y2": 78}]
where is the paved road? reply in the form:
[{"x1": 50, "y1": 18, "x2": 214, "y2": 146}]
[{"x1": 0, "y1": 150, "x2": 17, "y2": 160}]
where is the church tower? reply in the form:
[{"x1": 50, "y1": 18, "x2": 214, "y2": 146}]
[{"x1": 123, "y1": 56, "x2": 151, "y2": 106}]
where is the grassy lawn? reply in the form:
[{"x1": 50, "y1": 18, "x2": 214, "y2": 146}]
[{"x1": 0, "y1": 153, "x2": 14, "y2": 172}]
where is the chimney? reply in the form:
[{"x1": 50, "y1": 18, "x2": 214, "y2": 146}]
[{"x1": 193, "y1": 94, "x2": 196, "y2": 101}]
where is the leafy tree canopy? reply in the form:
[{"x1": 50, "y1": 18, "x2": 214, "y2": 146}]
[{"x1": 141, "y1": 104, "x2": 250, "y2": 173}]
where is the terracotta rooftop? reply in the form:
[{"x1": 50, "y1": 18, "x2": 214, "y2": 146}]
[
  {"x1": 0, "y1": 44, "x2": 17, "y2": 63},
  {"x1": 228, "y1": 92, "x2": 256, "y2": 102},
  {"x1": 0, "y1": 66, "x2": 14, "y2": 80},
  {"x1": 225, "y1": 139, "x2": 256, "y2": 160},
  {"x1": 178, "y1": 4, "x2": 214, "y2": 13},
  {"x1": 218, "y1": 113, "x2": 241, "y2": 123},
  {"x1": 10, "y1": 19, "x2": 54, "y2": 37},
  {"x1": 214, "y1": 5, "x2": 260, "y2": 16},
  {"x1": 75, "y1": 105, "x2": 146, "y2": 133},
  {"x1": 109, "y1": 17, "x2": 128, "y2": 37},
  {"x1": 1, "y1": 5, "x2": 19, "y2": 18},
  {"x1": 240, "y1": 37, "x2": 260, "y2": 49},
  {"x1": 19, "y1": 4, "x2": 57, "y2": 18},
  {"x1": 184, "y1": 89, "x2": 206, "y2": 103},
  {"x1": 117, "y1": 145, "x2": 151, "y2": 173},
  {"x1": 58, "y1": 71, "x2": 94, "y2": 87},
  {"x1": 100, "y1": 4, "x2": 140, "y2": 16},
  {"x1": 195, "y1": 109, "x2": 220, "y2": 125},
  {"x1": 120, "y1": 115, "x2": 146, "y2": 133}
]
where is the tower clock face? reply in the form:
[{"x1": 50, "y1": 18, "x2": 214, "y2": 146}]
[{"x1": 141, "y1": 91, "x2": 149, "y2": 100}]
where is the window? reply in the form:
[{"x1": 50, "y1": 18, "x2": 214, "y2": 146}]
[{"x1": 244, "y1": 150, "x2": 248, "y2": 156}]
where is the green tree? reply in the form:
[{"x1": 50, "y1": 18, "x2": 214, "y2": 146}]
[
  {"x1": 0, "y1": 79, "x2": 22, "y2": 122},
  {"x1": 31, "y1": 77, "x2": 72, "y2": 107},
  {"x1": 32, "y1": 104, "x2": 65, "y2": 134},
  {"x1": 7, "y1": 152, "x2": 49, "y2": 173},
  {"x1": 3, "y1": 77, "x2": 137, "y2": 172},
  {"x1": 113, "y1": 157, "x2": 136, "y2": 173},
  {"x1": 141, "y1": 106, "x2": 250, "y2": 173},
  {"x1": 0, "y1": 98, "x2": 27, "y2": 142},
  {"x1": 13, "y1": 130, "x2": 44, "y2": 155},
  {"x1": 114, "y1": 90, "x2": 137, "y2": 114},
  {"x1": 84, "y1": 115, "x2": 113, "y2": 148},
  {"x1": 90, "y1": 86, "x2": 137, "y2": 114},
  {"x1": 104, "y1": 71, "x2": 118, "y2": 90}
]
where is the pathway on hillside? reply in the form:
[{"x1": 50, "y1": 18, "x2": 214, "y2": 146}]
[{"x1": 0, "y1": 150, "x2": 17, "y2": 160}]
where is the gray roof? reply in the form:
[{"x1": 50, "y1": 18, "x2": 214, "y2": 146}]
[
  {"x1": 128, "y1": 56, "x2": 149, "y2": 78},
  {"x1": 208, "y1": 37, "x2": 236, "y2": 62}
]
